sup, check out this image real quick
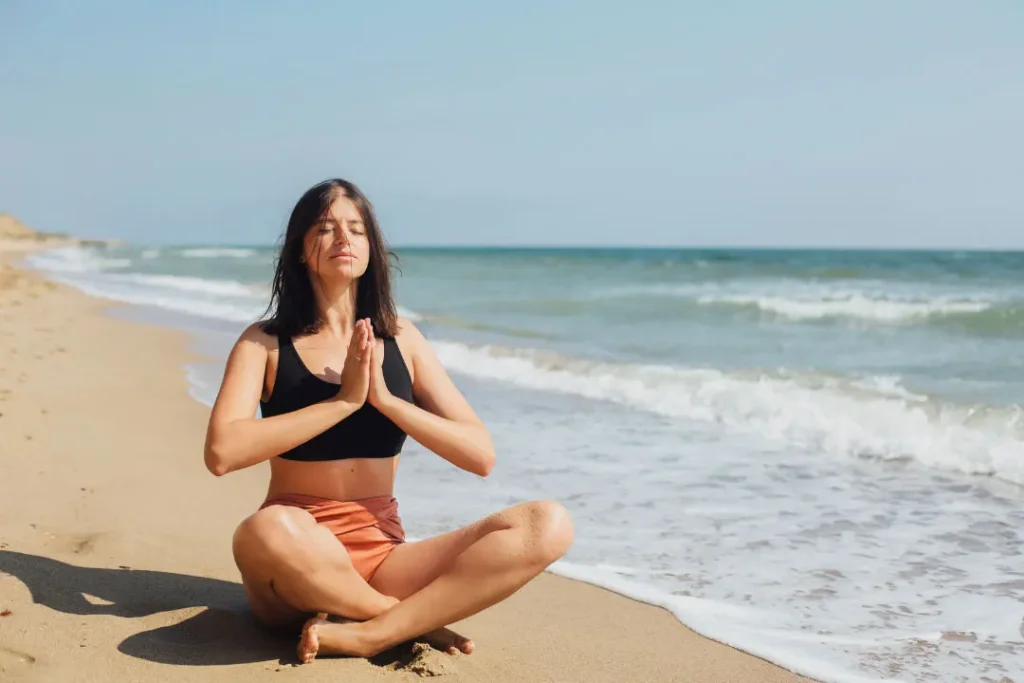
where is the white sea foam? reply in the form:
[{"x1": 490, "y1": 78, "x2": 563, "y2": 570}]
[
  {"x1": 397, "y1": 306, "x2": 422, "y2": 321},
  {"x1": 27, "y1": 246, "x2": 422, "y2": 327},
  {"x1": 110, "y1": 273, "x2": 256, "y2": 297},
  {"x1": 389, "y1": 371, "x2": 1024, "y2": 683},
  {"x1": 548, "y1": 562, "x2": 896, "y2": 683},
  {"x1": 430, "y1": 340, "x2": 1024, "y2": 486},
  {"x1": 699, "y1": 292, "x2": 993, "y2": 322},
  {"x1": 179, "y1": 247, "x2": 257, "y2": 258},
  {"x1": 27, "y1": 246, "x2": 132, "y2": 273},
  {"x1": 599, "y1": 280, "x2": 1005, "y2": 324},
  {"x1": 57, "y1": 278, "x2": 263, "y2": 322},
  {"x1": 27, "y1": 246, "x2": 265, "y2": 322},
  {"x1": 184, "y1": 364, "x2": 217, "y2": 407}
]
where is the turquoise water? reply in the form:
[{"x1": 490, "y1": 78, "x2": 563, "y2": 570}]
[{"x1": 27, "y1": 244, "x2": 1024, "y2": 683}]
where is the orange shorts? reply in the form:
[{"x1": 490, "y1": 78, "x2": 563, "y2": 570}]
[{"x1": 261, "y1": 493, "x2": 406, "y2": 582}]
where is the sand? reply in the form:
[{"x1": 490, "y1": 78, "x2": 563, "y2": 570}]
[{"x1": 0, "y1": 241, "x2": 816, "y2": 683}]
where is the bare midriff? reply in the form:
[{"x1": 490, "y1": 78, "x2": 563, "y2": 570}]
[{"x1": 265, "y1": 455, "x2": 400, "y2": 503}]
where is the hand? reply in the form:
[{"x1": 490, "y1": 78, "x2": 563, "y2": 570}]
[
  {"x1": 337, "y1": 318, "x2": 372, "y2": 407},
  {"x1": 367, "y1": 328, "x2": 393, "y2": 410}
]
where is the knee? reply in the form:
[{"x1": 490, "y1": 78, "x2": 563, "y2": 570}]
[
  {"x1": 522, "y1": 500, "x2": 574, "y2": 566},
  {"x1": 232, "y1": 506, "x2": 319, "y2": 565}
]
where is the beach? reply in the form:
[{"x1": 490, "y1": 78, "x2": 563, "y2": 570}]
[{"x1": 0, "y1": 237, "x2": 814, "y2": 681}]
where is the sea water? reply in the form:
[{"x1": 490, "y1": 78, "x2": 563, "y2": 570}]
[{"x1": 27, "y1": 245, "x2": 1024, "y2": 683}]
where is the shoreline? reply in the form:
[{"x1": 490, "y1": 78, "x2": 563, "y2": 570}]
[{"x1": 0, "y1": 242, "x2": 814, "y2": 682}]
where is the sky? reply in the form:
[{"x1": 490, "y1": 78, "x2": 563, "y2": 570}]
[{"x1": 1, "y1": 1, "x2": 1022, "y2": 249}]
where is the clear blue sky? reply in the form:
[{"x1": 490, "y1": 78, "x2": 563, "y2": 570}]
[{"x1": 2, "y1": 2, "x2": 1022, "y2": 248}]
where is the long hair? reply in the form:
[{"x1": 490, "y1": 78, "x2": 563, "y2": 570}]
[{"x1": 261, "y1": 178, "x2": 399, "y2": 338}]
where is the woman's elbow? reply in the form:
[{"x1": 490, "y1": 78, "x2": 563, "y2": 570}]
[
  {"x1": 476, "y1": 441, "x2": 497, "y2": 477},
  {"x1": 477, "y1": 457, "x2": 495, "y2": 478},
  {"x1": 204, "y1": 449, "x2": 230, "y2": 477},
  {"x1": 203, "y1": 433, "x2": 232, "y2": 477}
]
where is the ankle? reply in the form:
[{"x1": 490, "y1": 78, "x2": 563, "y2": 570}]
[{"x1": 354, "y1": 619, "x2": 393, "y2": 657}]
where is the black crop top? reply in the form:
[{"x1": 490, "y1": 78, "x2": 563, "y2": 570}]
[{"x1": 259, "y1": 335, "x2": 414, "y2": 461}]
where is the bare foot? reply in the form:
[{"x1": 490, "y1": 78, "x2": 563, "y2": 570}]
[
  {"x1": 298, "y1": 618, "x2": 472, "y2": 661},
  {"x1": 297, "y1": 613, "x2": 328, "y2": 664},
  {"x1": 302, "y1": 618, "x2": 382, "y2": 659},
  {"x1": 420, "y1": 627, "x2": 475, "y2": 655}
]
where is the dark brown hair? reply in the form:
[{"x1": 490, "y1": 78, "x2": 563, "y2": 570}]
[{"x1": 261, "y1": 178, "x2": 399, "y2": 338}]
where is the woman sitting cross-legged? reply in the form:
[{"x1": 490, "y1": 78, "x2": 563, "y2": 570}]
[{"x1": 203, "y1": 178, "x2": 574, "y2": 663}]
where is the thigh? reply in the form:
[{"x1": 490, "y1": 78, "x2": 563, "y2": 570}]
[
  {"x1": 232, "y1": 504, "x2": 342, "y2": 630},
  {"x1": 238, "y1": 570, "x2": 308, "y2": 632},
  {"x1": 369, "y1": 504, "x2": 519, "y2": 600}
]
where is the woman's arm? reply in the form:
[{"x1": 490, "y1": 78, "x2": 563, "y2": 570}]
[
  {"x1": 203, "y1": 322, "x2": 368, "y2": 476},
  {"x1": 372, "y1": 320, "x2": 495, "y2": 477}
]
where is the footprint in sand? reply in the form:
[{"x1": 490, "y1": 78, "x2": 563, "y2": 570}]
[
  {"x1": 68, "y1": 534, "x2": 97, "y2": 556},
  {"x1": 0, "y1": 644, "x2": 38, "y2": 672},
  {"x1": 37, "y1": 532, "x2": 99, "y2": 556}
]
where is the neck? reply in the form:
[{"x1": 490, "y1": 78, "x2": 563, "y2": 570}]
[{"x1": 312, "y1": 276, "x2": 359, "y2": 338}]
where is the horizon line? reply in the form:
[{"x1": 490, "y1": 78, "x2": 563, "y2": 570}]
[{"x1": 103, "y1": 241, "x2": 1024, "y2": 253}]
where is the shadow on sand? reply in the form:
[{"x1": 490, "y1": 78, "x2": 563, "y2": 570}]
[{"x1": 0, "y1": 550, "x2": 294, "y2": 666}]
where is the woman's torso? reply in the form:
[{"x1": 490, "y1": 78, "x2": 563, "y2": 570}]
[{"x1": 259, "y1": 328, "x2": 415, "y2": 502}]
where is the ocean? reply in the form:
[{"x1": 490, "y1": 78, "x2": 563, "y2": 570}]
[{"x1": 25, "y1": 244, "x2": 1024, "y2": 683}]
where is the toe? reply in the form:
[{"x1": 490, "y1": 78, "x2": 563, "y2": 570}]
[{"x1": 297, "y1": 614, "x2": 327, "y2": 664}]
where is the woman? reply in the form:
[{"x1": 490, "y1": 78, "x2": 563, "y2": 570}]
[{"x1": 203, "y1": 178, "x2": 574, "y2": 663}]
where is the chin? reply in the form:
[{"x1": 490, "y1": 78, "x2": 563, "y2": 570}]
[{"x1": 318, "y1": 261, "x2": 367, "y2": 279}]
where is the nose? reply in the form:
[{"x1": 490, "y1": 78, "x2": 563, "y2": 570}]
[{"x1": 333, "y1": 223, "x2": 350, "y2": 245}]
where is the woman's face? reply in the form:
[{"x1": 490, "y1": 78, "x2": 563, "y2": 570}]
[{"x1": 303, "y1": 194, "x2": 371, "y2": 280}]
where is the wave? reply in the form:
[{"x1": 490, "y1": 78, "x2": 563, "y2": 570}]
[
  {"x1": 593, "y1": 280, "x2": 1020, "y2": 328},
  {"x1": 431, "y1": 340, "x2": 1024, "y2": 486},
  {"x1": 110, "y1": 273, "x2": 258, "y2": 297},
  {"x1": 50, "y1": 278, "x2": 264, "y2": 323},
  {"x1": 27, "y1": 246, "x2": 133, "y2": 273},
  {"x1": 179, "y1": 247, "x2": 257, "y2": 259},
  {"x1": 26, "y1": 246, "x2": 266, "y2": 322},
  {"x1": 27, "y1": 245, "x2": 422, "y2": 328},
  {"x1": 397, "y1": 306, "x2": 422, "y2": 322},
  {"x1": 698, "y1": 292, "x2": 994, "y2": 323}
]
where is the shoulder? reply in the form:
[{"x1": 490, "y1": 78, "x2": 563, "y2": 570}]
[
  {"x1": 395, "y1": 316, "x2": 426, "y2": 345},
  {"x1": 236, "y1": 321, "x2": 279, "y2": 354}
]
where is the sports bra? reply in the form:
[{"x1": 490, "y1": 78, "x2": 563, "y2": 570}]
[{"x1": 259, "y1": 335, "x2": 414, "y2": 461}]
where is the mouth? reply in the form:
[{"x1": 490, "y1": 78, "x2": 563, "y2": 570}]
[{"x1": 329, "y1": 253, "x2": 356, "y2": 261}]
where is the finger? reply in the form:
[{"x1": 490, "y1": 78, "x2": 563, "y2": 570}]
[
  {"x1": 362, "y1": 322, "x2": 373, "y2": 364},
  {"x1": 350, "y1": 320, "x2": 365, "y2": 350}
]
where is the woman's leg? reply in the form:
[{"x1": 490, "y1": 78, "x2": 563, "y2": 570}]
[
  {"x1": 233, "y1": 504, "x2": 398, "y2": 628},
  {"x1": 301, "y1": 500, "x2": 574, "y2": 660}
]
